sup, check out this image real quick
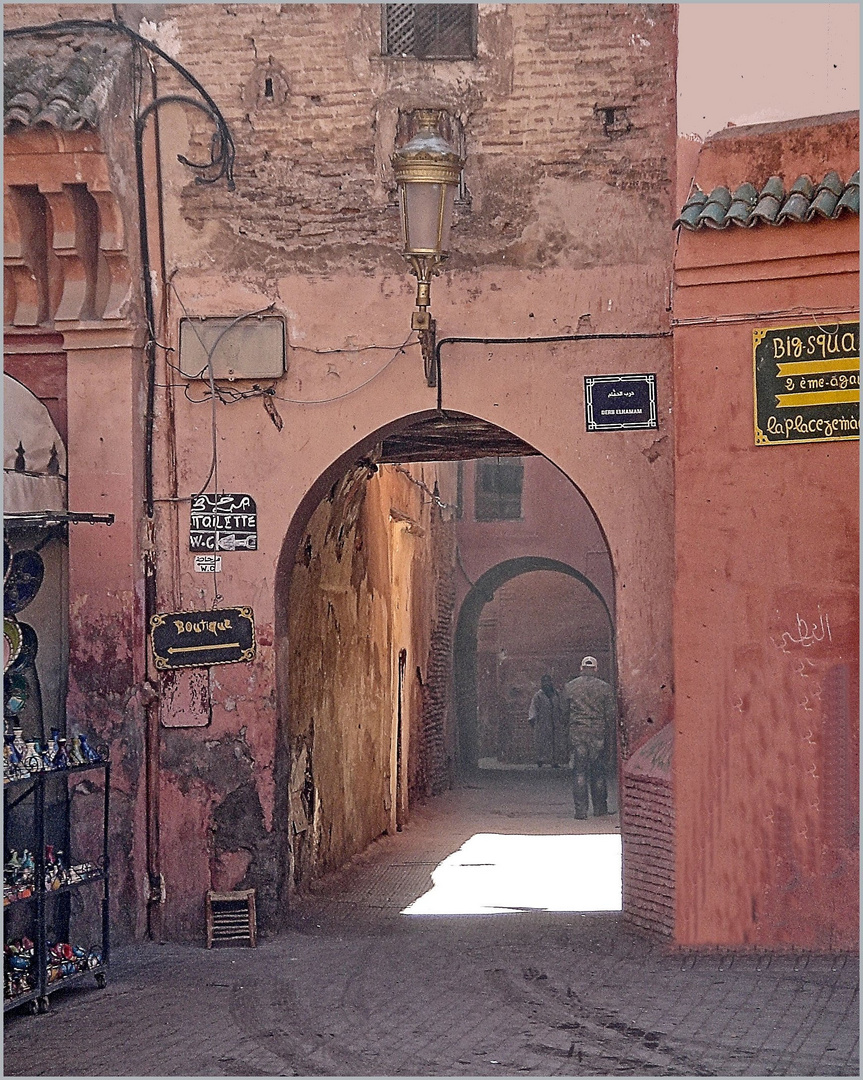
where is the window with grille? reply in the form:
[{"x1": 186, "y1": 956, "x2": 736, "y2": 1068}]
[
  {"x1": 474, "y1": 458, "x2": 523, "y2": 521},
  {"x1": 383, "y1": 4, "x2": 477, "y2": 60}
]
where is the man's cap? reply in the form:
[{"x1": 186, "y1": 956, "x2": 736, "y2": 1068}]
[{"x1": 580, "y1": 656, "x2": 598, "y2": 670}]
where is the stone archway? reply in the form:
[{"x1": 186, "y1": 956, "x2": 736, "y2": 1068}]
[{"x1": 454, "y1": 557, "x2": 615, "y2": 771}]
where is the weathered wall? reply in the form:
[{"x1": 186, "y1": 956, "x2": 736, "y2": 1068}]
[
  {"x1": 4, "y1": 3, "x2": 677, "y2": 940},
  {"x1": 141, "y1": 2, "x2": 675, "y2": 936},
  {"x1": 3, "y1": 99, "x2": 148, "y2": 943},
  {"x1": 285, "y1": 462, "x2": 448, "y2": 892},
  {"x1": 455, "y1": 456, "x2": 615, "y2": 616},
  {"x1": 673, "y1": 114, "x2": 859, "y2": 948}
]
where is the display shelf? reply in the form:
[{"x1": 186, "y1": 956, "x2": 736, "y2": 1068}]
[
  {"x1": 3, "y1": 985, "x2": 41, "y2": 1014},
  {"x1": 4, "y1": 758, "x2": 110, "y2": 1016},
  {"x1": 5, "y1": 756, "x2": 109, "y2": 789}
]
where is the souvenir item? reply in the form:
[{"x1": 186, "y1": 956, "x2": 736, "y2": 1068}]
[
  {"x1": 3, "y1": 617, "x2": 21, "y2": 672},
  {"x1": 22, "y1": 741, "x2": 42, "y2": 772},
  {"x1": 12, "y1": 726, "x2": 26, "y2": 761},
  {"x1": 77, "y1": 733, "x2": 100, "y2": 763},
  {"x1": 7, "y1": 622, "x2": 38, "y2": 672},
  {"x1": 53, "y1": 737, "x2": 69, "y2": 769},
  {"x1": 3, "y1": 549, "x2": 44, "y2": 616},
  {"x1": 68, "y1": 735, "x2": 85, "y2": 766},
  {"x1": 4, "y1": 673, "x2": 27, "y2": 721}
]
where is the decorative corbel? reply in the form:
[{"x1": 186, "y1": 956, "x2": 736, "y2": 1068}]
[
  {"x1": 89, "y1": 188, "x2": 131, "y2": 321},
  {"x1": 42, "y1": 187, "x2": 90, "y2": 322}
]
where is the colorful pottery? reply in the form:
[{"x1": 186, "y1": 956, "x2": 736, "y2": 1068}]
[
  {"x1": 3, "y1": 617, "x2": 21, "y2": 672},
  {"x1": 11, "y1": 727, "x2": 26, "y2": 761},
  {"x1": 68, "y1": 735, "x2": 85, "y2": 766},
  {"x1": 22, "y1": 741, "x2": 42, "y2": 772},
  {"x1": 53, "y1": 737, "x2": 68, "y2": 769},
  {"x1": 78, "y1": 733, "x2": 100, "y2": 763}
]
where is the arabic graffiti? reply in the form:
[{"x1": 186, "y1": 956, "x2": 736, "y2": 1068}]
[{"x1": 771, "y1": 608, "x2": 832, "y2": 653}]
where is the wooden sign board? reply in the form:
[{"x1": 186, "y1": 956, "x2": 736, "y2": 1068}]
[{"x1": 150, "y1": 607, "x2": 255, "y2": 670}]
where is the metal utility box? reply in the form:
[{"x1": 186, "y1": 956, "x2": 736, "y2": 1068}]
[{"x1": 179, "y1": 316, "x2": 286, "y2": 381}]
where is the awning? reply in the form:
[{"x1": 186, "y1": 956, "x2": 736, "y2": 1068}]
[{"x1": 4, "y1": 374, "x2": 67, "y2": 515}]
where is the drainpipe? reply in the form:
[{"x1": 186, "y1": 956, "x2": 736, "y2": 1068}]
[{"x1": 137, "y1": 58, "x2": 167, "y2": 938}]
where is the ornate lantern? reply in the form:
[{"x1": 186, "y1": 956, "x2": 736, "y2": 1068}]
[{"x1": 391, "y1": 111, "x2": 464, "y2": 383}]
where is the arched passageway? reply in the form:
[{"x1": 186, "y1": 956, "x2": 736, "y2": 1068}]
[
  {"x1": 275, "y1": 412, "x2": 620, "y2": 901},
  {"x1": 455, "y1": 560, "x2": 615, "y2": 771}
]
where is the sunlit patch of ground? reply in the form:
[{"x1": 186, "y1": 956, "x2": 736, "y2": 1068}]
[{"x1": 402, "y1": 832, "x2": 622, "y2": 916}]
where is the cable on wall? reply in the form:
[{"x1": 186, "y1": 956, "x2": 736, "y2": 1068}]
[{"x1": 432, "y1": 331, "x2": 673, "y2": 411}]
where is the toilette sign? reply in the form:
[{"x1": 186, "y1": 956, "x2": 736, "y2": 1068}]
[
  {"x1": 150, "y1": 607, "x2": 256, "y2": 670},
  {"x1": 585, "y1": 373, "x2": 657, "y2": 431},
  {"x1": 190, "y1": 493, "x2": 257, "y2": 551},
  {"x1": 754, "y1": 322, "x2": 859, "y2": 445}
]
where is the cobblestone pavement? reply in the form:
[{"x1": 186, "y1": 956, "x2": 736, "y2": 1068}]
[{"x1": 4, "y1": 768, "x2": 859, "y2": 1077}]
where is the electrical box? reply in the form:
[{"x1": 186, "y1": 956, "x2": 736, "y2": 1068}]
[{"x1": 178, "y1": 315, "x2": 286, "y2": 381}]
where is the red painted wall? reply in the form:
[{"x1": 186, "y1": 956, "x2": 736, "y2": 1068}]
[{"x1": 672, "y1": 114, "x2": 859, "y2": 948}]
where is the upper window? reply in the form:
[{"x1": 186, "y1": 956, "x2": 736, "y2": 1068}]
[
  {"x1": 383, "y1": 4, "x2": 477, "y2": 60},
  {"x1": 474, "y1": 458, "x2": 523, "y2": 521}
]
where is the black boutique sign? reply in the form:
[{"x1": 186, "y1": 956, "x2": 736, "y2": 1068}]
[
  {"x1": 585, "y1": 373, "x2": 657, "y2": 431},
  {"x1": 150, "y1": 607, "x2": 256, "y2": 670},
  {"x1": 754, "y1": 322, "x2": 859, "y2": 445},
  {"x1": 190, "y1": 493, "x2": 257, "y2": 552}
]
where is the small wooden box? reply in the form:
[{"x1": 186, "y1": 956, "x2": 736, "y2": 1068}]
[{"x1": 206, "y1": 889, "x2": 257, "y2": 948}]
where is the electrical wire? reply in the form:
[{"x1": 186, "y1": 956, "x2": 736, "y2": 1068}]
[
  {"x1": 390, "y1": 464, "x2": 458, "y2": 512},
  {"x1": 4, "y1": 19, "x2": 235, "y2": 188},
  {"x1": 433, "y1": 330, "x2": 673, "y2": 410},
  {"x1": 671, "y1": 306, "x2": 859, "y2": 328},
  {"x1": 272, "y1": 336, "x2": 417, "y2": 404}
]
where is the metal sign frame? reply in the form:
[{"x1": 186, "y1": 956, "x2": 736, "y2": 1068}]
[
  {"x1": 150, "y1": 607, "x2": 256, "y2": 670},
  {"x1": 584, "y1": 373, "x2": 658, "y2": 431},
  {"x1": 753, "y1": 322, "x2": 859, "y2": 446},
  {"x1": 190, "y1": 493, "x2": 257, "y2": 552}
]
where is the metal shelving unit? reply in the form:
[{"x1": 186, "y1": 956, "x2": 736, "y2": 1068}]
[{"x1": 4, "y1": 758, "x2": 110, "y2": 1014}]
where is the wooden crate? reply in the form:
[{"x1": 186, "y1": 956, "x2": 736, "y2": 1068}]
[{"x1": 205, "y1": 889, "x2": 257, "y2": 948}]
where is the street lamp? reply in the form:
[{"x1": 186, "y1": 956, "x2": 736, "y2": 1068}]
[{"x1": 391, "y1": 110, "x2": 464, "y2": 385}]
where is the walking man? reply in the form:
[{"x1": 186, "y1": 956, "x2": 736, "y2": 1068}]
[
  {"x1": 528, "y1": 674, "x2": 566, "y2": 767},
  {"x1": 563, "y1": 657, "x2": 616, "y2": 818}
]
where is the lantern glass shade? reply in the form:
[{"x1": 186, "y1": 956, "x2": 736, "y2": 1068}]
[{"x1": 400, "y1": 180, "x2": 456, "y2": 256}]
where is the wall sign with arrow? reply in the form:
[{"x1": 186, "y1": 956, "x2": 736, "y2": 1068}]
[{"x1": 150, "y1": 607, "x2": 256, "y2": 670}]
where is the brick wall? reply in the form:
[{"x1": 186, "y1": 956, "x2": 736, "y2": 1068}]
[
  {"x1": 621, "y1": 725, "x2": 674, "y2": 937},
  {"x1": 410, "y1": 511, "x2": 456, "y2": 802},
  {"x1": 111, "y1": 3, "x2": 677, "y2": 277}
]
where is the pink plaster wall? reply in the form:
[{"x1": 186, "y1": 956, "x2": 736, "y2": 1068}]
[
  {"x1": 5, "y1": 3, "x2": 678, "y2": 941},
  {"x1": 454, "y1": 456, "x2": 614, "y2": 616},
  {"x1": 672, "y1": 114, "x2": 859, "y2": 948}
]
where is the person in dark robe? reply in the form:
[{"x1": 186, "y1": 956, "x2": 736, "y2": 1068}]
[{"x1": 528, "y1": 674, "x2": 566, "y2": 767}]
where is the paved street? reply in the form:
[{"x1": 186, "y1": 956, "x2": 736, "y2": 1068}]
[{"x1": 4, "y1": 768, "x2": 858, "y2": 1077}]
